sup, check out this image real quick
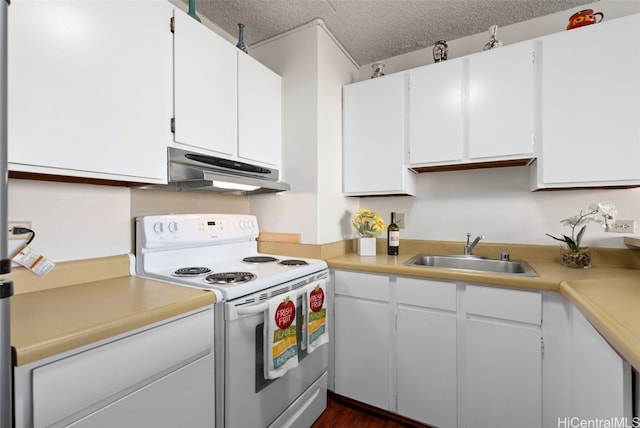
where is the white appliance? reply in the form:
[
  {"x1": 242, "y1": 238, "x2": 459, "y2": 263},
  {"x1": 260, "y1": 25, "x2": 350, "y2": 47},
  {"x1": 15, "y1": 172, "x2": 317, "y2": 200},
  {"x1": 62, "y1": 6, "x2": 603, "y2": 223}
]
[{"x1": 135, "y1": 214, "x2": 329, "y2": 428}]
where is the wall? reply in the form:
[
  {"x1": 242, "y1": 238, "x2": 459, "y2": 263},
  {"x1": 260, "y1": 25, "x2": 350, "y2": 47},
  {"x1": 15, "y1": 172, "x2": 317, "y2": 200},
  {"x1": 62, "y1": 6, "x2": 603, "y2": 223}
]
[
  {"x1": 6, "y1": 179, "x2": 250, "y2": 263},
  {"x1": 349, "y1": 1, "x2": 640, "y2": 249},
  {"x1": 7, "y1": 179, "x2": 131, "y2": 262},
  {"x1": 357, "y1": 0, "x2": 640, "y2": 80},
  {"x1": 359, "y1": 167, "x2": 640, "y2": 249},
  {"x1": 249, "y1": 21, "x2": 360, "y2": 245},
  {"x1": 7, "y1": 2, "x2": 639, "y2": 264}
]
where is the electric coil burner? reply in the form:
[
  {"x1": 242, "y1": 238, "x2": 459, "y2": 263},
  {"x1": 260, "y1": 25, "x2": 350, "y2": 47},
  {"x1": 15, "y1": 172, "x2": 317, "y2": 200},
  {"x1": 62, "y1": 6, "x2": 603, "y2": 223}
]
[
  {"x1": 205, "y1": 272, "x2": 256, "y2": 285},
  {"x1": 172, "y1": 267, "x2": 212, "y2": 277},
  {"x1": 279, "y1": 259, "x2": 309, "y2": 266},
  {"x1": 242, "y1": 256, "x2": 279, "y2": 263}
]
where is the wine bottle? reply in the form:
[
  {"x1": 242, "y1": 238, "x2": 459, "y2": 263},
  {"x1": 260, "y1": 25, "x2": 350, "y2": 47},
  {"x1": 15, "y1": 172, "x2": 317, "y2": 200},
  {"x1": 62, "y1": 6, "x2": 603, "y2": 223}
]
[{"x1": 387, "y1": 212, "x2": 399, "y2": 255}]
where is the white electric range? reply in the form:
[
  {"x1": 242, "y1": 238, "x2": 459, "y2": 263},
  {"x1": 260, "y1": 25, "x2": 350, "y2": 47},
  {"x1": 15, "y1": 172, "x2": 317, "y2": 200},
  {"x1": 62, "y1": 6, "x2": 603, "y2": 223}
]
[{"x1": 134, "y1": 214, "x2": 329, "y2": 428}]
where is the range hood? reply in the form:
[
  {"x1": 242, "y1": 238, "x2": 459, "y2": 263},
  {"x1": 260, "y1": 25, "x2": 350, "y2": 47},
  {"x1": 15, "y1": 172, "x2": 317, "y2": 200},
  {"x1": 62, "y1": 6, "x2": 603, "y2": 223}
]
[{"x1": 147, "y1": 147, "x2": 290, "y2": 195}]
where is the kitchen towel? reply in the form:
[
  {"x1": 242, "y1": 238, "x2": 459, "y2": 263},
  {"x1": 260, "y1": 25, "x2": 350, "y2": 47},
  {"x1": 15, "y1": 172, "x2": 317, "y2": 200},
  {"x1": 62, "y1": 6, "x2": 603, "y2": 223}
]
[
  {"x1": 265, "y1": 293, "x2": 299, "y2": 379},
  {"x1": 306, "y1": 279, "x2": 329, "y2": 353}
]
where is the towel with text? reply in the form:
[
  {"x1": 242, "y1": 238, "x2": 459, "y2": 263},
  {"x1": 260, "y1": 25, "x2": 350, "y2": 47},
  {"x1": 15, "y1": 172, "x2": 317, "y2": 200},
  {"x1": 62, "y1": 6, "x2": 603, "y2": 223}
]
[
  {"x1": 265, "y1": 294, "x2": 299, "y2": 379},
  {"x1": 306, "y1": 279, "x2": 329, "y2": 353}
]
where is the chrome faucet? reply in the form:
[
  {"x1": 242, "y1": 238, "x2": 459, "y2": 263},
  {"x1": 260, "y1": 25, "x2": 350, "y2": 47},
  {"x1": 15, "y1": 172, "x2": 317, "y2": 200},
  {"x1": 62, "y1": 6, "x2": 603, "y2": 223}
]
[{"x1": 464, "y1": 233, "x2": 484, "y2": 255}]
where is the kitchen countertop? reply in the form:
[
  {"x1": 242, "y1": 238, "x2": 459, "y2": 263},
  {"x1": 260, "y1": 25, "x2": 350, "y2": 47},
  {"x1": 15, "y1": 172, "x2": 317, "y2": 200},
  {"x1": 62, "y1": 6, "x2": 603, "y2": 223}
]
[
  {"x1": 327, "y1": 245, "x2": 640, "y2": 370},
  {"x1": 8, "y1": 255, "x2": 216, "y2": 366}
]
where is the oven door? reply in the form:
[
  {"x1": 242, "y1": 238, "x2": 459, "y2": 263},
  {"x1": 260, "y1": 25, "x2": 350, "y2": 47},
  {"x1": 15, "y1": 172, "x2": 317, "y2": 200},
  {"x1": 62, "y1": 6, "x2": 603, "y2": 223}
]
[{"x1": 224, "y1": 281, "x2": 328, "y2": 427}]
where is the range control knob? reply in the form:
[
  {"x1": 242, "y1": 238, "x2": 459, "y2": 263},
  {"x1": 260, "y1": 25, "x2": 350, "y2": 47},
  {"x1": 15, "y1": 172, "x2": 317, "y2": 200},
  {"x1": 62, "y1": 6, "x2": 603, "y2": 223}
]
[
  {"x1": 153, "y1": 222, "x2": 164, "y2": 233},
  {"x1": 247, "y1": 219, "x2": 256, "y2": 230},
  {"x1": 239, "y1": 219, "x2": 247, "y2": 230},
  {"x1": 168, "y1": 222, "x2": 179, "y2": 233}
]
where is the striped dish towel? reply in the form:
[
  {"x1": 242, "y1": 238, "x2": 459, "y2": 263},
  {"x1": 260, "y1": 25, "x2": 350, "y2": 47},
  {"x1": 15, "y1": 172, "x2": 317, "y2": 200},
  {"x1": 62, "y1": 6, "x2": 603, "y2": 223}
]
[
  {"x1": 264, "y1": 294, "x2": 299, "y2": 379},
  {"x1": 306, "y1": 278, "x2": 329, "y2": 353}
]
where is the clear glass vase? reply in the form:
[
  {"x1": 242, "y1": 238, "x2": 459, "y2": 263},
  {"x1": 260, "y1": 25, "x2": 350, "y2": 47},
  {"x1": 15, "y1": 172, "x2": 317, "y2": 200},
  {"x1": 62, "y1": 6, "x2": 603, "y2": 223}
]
[{"x1": 560, "y1": 247, "x2": 592, "y2": 269}]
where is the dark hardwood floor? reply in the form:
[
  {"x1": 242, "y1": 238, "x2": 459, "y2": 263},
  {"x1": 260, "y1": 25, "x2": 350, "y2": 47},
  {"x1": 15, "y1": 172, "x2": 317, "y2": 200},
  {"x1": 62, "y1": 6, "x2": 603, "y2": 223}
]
[{"x1": 312, "y1": 393, "x2": 428, "y2": 428}]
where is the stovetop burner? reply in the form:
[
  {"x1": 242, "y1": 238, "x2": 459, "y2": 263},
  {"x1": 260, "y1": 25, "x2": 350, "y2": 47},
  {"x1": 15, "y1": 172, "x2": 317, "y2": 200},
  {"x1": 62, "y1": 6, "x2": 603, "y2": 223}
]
[
  {"x1": 205, "y1": 272, "x2": 257, "y2": 285},
  {"x1": 242, "y1": 256, "x2": 279, "y2": 263},
  {"x1": 279, "y1": 259, "x2": 309, "y2": 266},
  {"x1": 172, "y1": 267, "x2": 212, "y2": 277}
]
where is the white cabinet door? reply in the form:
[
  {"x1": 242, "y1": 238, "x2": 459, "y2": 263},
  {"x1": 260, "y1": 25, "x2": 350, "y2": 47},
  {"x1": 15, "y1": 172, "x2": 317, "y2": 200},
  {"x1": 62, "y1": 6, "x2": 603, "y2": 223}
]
[
  {"x1": 397, "y1": 308, "x2": 457, "y2": 427},
  {"x1": 468, "y1": 42, "x2": 534, "y2": 160},
  {"x1": 334, "y1": 297, "x2": 390, "y2": 410},
  {"x1": 343, "y1": 73, "x2": 416, "y2": 196},
  {"x1": 333, "y1": 271, "x2": 390, "y2": 409},
  {"x1": 8, "y1": 1, "x2": 173, "y2": 183},
  {"x1": 396, "y1": 277, "x2": 457, "y2": 428},
  {"x1": 68, "y1": 354, "x2": 215, "y2": 428},
  {"x1": 173, "y1": 8, "x2": 237, "y2": 157},
  {"x1": 536, "y1": 14, "x2": 640, "y2": 188},
  {"x1": 463, "y1": 319, "x2": 542, "y2": 428},
  {"x1": 238, "y1": 52, "x2": 282, "y2": 168},
  {"x1": 409, "y1": 42, "x2": 534, "y2": 169},
  {"x1": 409, "y1": 59, "x2": 464, "y2": 164},
  {"x1": 29, "y1": 308, "x2": 215, "y2": 428},
  {"x1": 570, "y1": 306, "x2": 632, "y2": 420},
  {"x1": 462, "y1": 285, "x2": 542, "y2": 428}
]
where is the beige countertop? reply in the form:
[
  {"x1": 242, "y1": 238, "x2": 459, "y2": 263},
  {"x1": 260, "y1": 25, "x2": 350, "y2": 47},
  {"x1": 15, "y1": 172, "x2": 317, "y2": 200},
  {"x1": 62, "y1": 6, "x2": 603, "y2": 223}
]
[
  {"x1": 7, "y1": 255, "x2": 216, "y2": 366},
  {"x1": 327, "y1": 241, "x2": 640, "y2": 370}
]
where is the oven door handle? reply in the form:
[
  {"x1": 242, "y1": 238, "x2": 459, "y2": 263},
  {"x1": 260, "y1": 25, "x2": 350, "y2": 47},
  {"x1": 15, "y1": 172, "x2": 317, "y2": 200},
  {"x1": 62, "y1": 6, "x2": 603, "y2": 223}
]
[
  {"x1": 236, "y1": 302, "x2": 270, "y2": 316},
  {"x1": 235, "y1": 288, "x2": 307, "y2": 316}
]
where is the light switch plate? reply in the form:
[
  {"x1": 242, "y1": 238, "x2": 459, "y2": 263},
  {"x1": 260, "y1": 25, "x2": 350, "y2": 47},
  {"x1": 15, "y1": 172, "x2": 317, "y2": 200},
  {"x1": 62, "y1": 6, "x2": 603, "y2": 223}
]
[{"x1": 395, "y1": 213, "x2": 406, "y2": 229}]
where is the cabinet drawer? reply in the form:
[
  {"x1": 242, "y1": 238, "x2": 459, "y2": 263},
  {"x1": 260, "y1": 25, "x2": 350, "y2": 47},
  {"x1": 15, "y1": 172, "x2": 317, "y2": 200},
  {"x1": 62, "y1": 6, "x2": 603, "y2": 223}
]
[
  {"x1": 397, "y1": 277, "x2": 456, "y2": 311},
  {"x1": 465, "y1": 285, "x2": 541, "y2": 325},
  {"x1": 32, "y1": 308, "x2": 214, "y2": 428},
  {"x1": 334, "y1": 270, "x2": 389, "y2": 302}
]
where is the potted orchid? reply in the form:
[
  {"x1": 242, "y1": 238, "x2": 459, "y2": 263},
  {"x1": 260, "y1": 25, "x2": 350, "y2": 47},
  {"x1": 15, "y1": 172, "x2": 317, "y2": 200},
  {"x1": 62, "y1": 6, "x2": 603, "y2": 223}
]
[
  {"x1": 352, "y1": 208, "x2": 386, "y2": 256},
  {"x1": 546, "y1": 202, "x2": 616, "y2": 268}
]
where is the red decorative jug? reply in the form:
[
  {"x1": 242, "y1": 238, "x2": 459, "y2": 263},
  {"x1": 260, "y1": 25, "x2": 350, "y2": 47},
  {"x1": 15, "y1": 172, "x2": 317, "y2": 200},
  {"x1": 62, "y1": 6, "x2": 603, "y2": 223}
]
[{"x1": 567, "y1": 9, "x2": 604, "y2": 30}]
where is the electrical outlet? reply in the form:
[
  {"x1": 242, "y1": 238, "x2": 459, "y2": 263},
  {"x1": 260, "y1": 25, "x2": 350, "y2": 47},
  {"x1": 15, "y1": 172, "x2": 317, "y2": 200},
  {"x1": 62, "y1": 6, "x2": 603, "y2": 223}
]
[
  {"x1": 8, "y1": 221, "x2": 32, "y2": 240},
  {"x1": 606, "y1": 220, "x2": 637, "y2": 233},
  {"x1": 395, "y1": 213, "x2": 406, "y2": 229}
]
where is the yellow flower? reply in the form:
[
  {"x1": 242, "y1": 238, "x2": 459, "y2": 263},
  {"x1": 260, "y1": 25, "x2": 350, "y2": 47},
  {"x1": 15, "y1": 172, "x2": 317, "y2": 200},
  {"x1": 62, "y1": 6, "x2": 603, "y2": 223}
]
[{"x1": 352, "y1": 208, "x2": 387, "y2": 237}]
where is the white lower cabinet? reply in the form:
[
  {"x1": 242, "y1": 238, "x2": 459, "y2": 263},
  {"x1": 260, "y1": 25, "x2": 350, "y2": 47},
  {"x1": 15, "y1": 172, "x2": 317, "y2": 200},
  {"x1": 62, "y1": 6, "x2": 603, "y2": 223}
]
[
  {"x1": 569, "y1": 305, "x2": 632, "y2": 421},
  {"x1": 333, "y1": 270, "x2": 391, "y2": 410},
  {"x1": 332, "y1": 270, "x2": 637, "y2": 428},
  {"x1": 462, "y1": 286, "x2": 542, "y2": 428},
  {"x1": 14, "y1": 307, "x2": 215, "y2": 428},
  {"x1": 66, "y1": 354, "x2": 215, "y2": 428},
  {"x1": 396, "y1": 277, "x2": 457, "y2": 428}
]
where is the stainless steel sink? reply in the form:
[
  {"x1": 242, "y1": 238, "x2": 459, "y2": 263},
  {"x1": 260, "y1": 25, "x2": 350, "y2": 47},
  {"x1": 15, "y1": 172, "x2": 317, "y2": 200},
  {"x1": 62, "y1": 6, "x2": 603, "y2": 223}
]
[{"x1": 404, "y1": 254, "x2": 538, "y2": 277}]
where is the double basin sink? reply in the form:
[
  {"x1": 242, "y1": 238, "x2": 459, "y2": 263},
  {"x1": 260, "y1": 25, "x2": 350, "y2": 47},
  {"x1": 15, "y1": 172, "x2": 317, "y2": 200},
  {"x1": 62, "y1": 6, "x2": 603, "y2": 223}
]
[{"x1": 404, "y1": 254, "x2": 538, "y2": 277}]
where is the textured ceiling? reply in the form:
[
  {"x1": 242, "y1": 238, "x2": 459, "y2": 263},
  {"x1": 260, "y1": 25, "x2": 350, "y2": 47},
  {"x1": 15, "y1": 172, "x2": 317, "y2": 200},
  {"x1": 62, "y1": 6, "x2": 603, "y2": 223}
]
[{"x1": 187, "y1": 0, "x2": 597, "y2": 65}]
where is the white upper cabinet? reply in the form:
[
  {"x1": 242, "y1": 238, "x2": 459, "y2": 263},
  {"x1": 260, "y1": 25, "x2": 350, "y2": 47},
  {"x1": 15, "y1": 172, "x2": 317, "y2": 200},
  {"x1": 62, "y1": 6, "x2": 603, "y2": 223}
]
[
  {"x1": 8, "y1": 1, "x2": 173, "y2": 183},
  {"x1": 237, "y1": 52, "x2": 282, "y2": 168},
  {"x1": 173, "y1": 10, "x2": 282, "y2": 169},
  {"x1": 533, "y1": 14, "x2": 640, "y2": 189},
  {"x1": 409, "y1": 58, "x2": 464, "y2": 164},
  {"x1": 409, "y1": 41, "x2": 535, "y2": 169},
  {"x1": 468, "y1": 43, "x2": 535, "y2": 160},
  {"x1": 343, "y1": 73, "x2": 416, "y2": 196},
  {"x1": 172, "y1": 9, "x2": 237, "y2": 157}
]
